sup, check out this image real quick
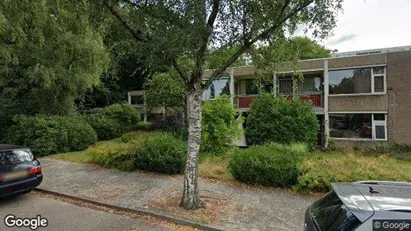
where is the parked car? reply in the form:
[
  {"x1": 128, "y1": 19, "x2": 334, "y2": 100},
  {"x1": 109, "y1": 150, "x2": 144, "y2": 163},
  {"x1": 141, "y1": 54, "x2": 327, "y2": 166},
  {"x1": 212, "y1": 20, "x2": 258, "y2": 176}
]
[
  {"x1": 304, "y1": 181, "x2": 411, "y2": 231},
  {"x1": 0, "y1": 144, "x2": 43, "y2": 197}
]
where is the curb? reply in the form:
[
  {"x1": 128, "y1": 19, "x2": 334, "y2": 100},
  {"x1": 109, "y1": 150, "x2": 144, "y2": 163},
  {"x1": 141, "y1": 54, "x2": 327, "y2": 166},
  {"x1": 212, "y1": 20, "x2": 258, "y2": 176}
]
[{"x1": 34, "y1": 188, "x2": 225, "y2": 231}]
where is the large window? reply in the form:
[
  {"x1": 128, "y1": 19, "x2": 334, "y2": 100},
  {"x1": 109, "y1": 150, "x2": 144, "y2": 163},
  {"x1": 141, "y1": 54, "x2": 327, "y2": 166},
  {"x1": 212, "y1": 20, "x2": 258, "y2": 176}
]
[
  {"x1": 329, "y1": 67, "x2": 385, "y2": 95},
  {"x1": 329, "y1": 113, "x2": 387, "y2": 140},
  {"x1": 278, "y1": 76, "x2": 322, "y2": 94},
  {"x1": 203, "y1": 78, "x2": 230, "y2": 100},
  {"x1": 239, "y1": 79, "x2": 258, "y2": 95}
]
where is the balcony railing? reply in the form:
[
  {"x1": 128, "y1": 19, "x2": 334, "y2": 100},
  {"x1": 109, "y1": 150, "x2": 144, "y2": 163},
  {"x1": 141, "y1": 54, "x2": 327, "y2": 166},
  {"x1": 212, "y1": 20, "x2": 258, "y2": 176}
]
[
  {"x1": 283, "y1": 93, "x2": 323, "y2": 107},
  {"x1": 236, "y1": 93, "x2": 323, "y2": 109}
]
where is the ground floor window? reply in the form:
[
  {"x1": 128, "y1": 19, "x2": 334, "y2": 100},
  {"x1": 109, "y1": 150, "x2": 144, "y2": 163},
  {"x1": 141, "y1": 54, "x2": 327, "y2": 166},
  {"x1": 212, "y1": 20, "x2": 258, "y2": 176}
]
[{"x1": 329, "y1": 113, "x2": 387, "y2": 140}]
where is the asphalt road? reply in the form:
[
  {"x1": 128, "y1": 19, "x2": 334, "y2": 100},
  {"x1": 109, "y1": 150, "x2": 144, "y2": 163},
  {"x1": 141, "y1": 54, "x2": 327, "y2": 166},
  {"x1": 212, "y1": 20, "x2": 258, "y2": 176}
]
[{"x1": 0, "y1": 193, "x2": 174, "y2": 231}]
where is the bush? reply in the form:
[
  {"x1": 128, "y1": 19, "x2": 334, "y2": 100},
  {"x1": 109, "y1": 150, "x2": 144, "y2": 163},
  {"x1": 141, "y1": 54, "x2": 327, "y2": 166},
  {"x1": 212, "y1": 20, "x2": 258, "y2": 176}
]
[
  {"x1": 81, "y1": 103, "x2": 140, "y2": 140},
  {"x1": 52, "y1": 116, "x2": 97, "y2": 151},
  {"x1": 295, "y1": 153, "x2": 411, "y2": 193},
  {"x1": 133, "y1": 134, "x2": 186, "y2": 174},
  {"x1": 201, "y1": 96, "x2": 241, "y2": 154},
  {"x1": 103, "y1": 103, "x2": 141, "y2": 131},
  {"x1": 228, "y1": 143, "x2": 305, "y2": 187},
  {"x1": 245, "y1": 94, "x2": 318, "y2": 149},
  {"x1": 134, "y1": 121, "x2": 153, "y2": 131},
  {"x1": 82, "y1": 114, "x2": 122, "y2": 140},
  {"x1": 90, "y1": 150, "x2": 135, "y2": 172},
  {"x1": 7, "y1": 115, "x2": 97, "y2": 156}
]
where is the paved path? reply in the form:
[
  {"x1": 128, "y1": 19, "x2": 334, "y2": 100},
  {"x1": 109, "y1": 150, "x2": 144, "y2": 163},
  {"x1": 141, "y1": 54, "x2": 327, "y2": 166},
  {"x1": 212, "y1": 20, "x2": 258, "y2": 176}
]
[
  {"x1": 0, "y1": 193, "x2": 173, "y2": 231},
  {"x1": 39, "y1": 158, "x2": 318, "y2": 231}
]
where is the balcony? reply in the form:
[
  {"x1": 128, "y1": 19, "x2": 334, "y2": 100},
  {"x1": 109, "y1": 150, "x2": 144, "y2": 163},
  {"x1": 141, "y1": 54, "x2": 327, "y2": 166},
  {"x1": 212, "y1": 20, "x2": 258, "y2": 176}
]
[
  {"x1": 283, "y1": 93, "x2": 323, "y2": 107},
  {"x1": 236, "y1": 93, "x2": 323, "y2": 111},
  {"x1": 237, "y1": 95, "x2": 258, "y2": 109}
]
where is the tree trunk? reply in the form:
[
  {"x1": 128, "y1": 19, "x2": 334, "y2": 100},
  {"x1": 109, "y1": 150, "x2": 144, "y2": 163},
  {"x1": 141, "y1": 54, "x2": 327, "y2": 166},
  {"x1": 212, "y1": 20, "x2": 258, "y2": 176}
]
[{"x1": 180, "y1": 90, "x2": 203, "y2": 209}]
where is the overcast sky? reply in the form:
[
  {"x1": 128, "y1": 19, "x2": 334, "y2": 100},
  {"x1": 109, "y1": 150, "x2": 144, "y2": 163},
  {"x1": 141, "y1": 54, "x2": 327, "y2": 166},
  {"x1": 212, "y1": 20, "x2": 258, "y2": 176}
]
[{"x1": 317, "y1": 0, "x2": 411, "y2": 52}]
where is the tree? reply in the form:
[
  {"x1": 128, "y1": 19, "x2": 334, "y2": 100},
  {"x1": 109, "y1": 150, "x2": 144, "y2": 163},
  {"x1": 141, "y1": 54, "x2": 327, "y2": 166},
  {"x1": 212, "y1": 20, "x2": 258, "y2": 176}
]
[
  {"x1": 101, "y1": 0, "x2": 342, "y2": 209},
  {"x1": 0, "y1": 0, "x2": 109, "y2": 116}
]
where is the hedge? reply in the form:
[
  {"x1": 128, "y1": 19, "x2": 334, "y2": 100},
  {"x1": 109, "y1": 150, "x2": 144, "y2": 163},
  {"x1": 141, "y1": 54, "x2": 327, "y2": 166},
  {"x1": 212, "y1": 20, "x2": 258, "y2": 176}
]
[{"x1": 7, "y1": 115, "x2": 97, "y2": 156}]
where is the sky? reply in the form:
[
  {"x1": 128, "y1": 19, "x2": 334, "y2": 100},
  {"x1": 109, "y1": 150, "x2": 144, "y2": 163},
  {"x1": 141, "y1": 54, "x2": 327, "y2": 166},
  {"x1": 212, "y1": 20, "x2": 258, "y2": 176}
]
[{"x1": 316, "y1": 0, "x2": 411, "y2": 52}]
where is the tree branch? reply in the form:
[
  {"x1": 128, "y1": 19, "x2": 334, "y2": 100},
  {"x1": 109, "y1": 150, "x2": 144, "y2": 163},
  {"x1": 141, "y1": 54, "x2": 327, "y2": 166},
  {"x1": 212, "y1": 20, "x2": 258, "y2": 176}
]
[
  {"x1": 172, "y1": 59, "x2": 189, "y2": 83},
  {"x1": 193, "y1": 0, "x2": 220, "y2": 84},
  {"x1": 204, "y1": 0, "x2": 313, "y2": 88},
  {"x1": 103, "y1": 0, "x2": 149, "y2": 42}
]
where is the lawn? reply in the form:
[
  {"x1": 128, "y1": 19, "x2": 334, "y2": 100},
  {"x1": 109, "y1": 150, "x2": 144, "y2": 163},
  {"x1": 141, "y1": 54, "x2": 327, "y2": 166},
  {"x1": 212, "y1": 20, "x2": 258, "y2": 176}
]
[{"x1": 49, "y1": 131, "x2": 411, "y2": 193}]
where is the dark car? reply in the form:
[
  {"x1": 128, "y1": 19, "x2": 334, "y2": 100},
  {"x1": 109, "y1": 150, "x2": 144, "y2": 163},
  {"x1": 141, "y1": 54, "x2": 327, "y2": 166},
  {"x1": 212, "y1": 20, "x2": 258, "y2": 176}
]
[
  {"x1": 304, "y1": 181, "x2": 411, "y2": 231},
  {"x1": 0, "y1": 144, "x2": 43, "y2": 197}
]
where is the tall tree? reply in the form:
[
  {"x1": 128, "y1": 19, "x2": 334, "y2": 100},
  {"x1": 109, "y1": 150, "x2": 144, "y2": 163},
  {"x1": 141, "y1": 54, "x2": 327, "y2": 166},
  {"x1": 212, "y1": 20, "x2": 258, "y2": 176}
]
[
  {"x1": 101, "y1": 0, "x2": 342, "y2": 209},
  {"x1": 0, "y1": 0, "x2": 109, "y2": 116}
]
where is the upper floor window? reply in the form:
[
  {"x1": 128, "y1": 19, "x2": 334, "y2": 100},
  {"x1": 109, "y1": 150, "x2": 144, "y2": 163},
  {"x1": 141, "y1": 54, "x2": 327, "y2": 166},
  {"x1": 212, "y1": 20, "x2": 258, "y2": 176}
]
[
  {"x1": 203, "y1": 78, "x2": 230, "y2": 100},
  {"x1": 279, "y1": 76, "x2": 322, "y2": 94},
  {"x1": 239, "y1": 79, "x2": 258, "y2": 95},
  {"x1": 329, "y1": 66, "x2": 385, "y2": 95}
]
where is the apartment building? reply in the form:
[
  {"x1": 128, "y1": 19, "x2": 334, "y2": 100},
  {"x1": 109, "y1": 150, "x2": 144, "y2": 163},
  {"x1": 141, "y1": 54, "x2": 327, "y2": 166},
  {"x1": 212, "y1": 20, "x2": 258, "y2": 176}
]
[{"x1": 129, "y1": 45, "x2": 411, "y2": 147}]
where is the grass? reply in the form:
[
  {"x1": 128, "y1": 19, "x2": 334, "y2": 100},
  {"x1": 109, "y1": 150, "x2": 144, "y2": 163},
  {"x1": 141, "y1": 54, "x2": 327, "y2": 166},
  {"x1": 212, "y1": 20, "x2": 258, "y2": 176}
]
[
  {"x1": 199, "y1": 151, "x2": 234, "y2": 180},
  {"x1": 49, "y1": 132, "x2": 411, "y2": 193}
]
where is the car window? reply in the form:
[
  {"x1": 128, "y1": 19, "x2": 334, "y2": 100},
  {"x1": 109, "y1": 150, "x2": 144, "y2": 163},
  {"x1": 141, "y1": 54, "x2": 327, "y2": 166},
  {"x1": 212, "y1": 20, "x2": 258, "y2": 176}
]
[
  {"x1": 0, "y1": 151, "x2": 21, "y2": 165},
  {"x1": 311, "y1": 191, "x2": 361, "y2": 231}
]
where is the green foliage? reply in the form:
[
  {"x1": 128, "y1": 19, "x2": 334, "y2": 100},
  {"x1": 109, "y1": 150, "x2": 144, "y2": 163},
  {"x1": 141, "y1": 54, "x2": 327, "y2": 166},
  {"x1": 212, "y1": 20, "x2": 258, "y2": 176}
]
[
  {"x1": 145, "y1": 72, "x2": 186, "y2": 112},
  {"x1": 91, "y1": 150, "x2": 135, "y2": 172},
  {"x1": 82, "y1": 114, "x2": 122, "y2": 140},
  {"x1": 103, "y1": 103, "x2": 141, "y2": 131},
  {"x1": 245, "y1": 94, "x2": 318, "y2": 149},
  {"x1": 295, "y1": 153, "x2": 411, "y2": 193},
  {"x1": 135, "y1": 121, "x2": 153, "y2": 131},
  {"x1": 81, "y1": 103, "x2": 140, "y2": 140},
  {"x1": 7, "y1": 115, "x2": 97, "y2": 156},
  {"x1": 201, "y1": 96, "x2": 241, "y2": 154},
  {"x1": 0, "y1": 0, "x2": 109, "y2": 116},
  {"x1": 133, "y1": 134, "x2": 187, "y2": 174},
  {"x1": 228, "y1": 143, "x2": 307, "y2": 187}
]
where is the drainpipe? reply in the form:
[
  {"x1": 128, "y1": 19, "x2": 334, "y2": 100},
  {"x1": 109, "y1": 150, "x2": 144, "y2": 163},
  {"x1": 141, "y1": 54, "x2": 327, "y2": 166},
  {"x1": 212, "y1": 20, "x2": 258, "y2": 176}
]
[
  {"x1": 229, "y1": 68, "x2": 235, "y2": 105},
  {"x1": 324, "y1": 60, "x2": 330, "y2": 148},
  {"x1": 272, "y1": 71, "x2": 277, "y2": 97}
]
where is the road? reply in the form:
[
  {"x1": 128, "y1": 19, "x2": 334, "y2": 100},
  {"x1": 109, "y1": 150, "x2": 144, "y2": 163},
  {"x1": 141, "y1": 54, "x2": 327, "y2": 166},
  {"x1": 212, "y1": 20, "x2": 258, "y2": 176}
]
[{"x1": 0, "y1": 193, "x2": 179, "y2": 231}]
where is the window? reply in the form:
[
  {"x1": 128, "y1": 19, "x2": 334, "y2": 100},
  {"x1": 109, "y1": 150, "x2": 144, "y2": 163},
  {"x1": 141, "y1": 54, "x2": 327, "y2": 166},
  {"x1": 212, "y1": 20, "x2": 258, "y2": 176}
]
[
  {"x1": 239, "y1": 79, "x2": 258, "y2": 95},
  {"x1": 203, "y1": 78, "x2": 230, "y2": 100},
  {"x1": 329, "y1": 113, "x2": 387, "y2": 140},
  {"x1": 279, "y1": 76, "x2": 322, "y2": 94},
  {"x1": 329, "y1": 66, "x2": 385, "y2": 95},
  {"x1": 279, "y1": 79, "x2": 292, "y2": 94},
  {"x1": 130, "y1": 95, "x2": 144, "y2": 105},
  {"x1": 311, "y1": 191, "x2": 361, "y2": 231}
]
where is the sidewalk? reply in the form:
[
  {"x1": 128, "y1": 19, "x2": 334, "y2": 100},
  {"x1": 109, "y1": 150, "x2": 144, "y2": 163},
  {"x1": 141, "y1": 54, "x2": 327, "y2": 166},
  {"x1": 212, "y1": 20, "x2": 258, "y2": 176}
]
[{"x1": 39, "y1": 158, "x2": 319, "y2": 231}]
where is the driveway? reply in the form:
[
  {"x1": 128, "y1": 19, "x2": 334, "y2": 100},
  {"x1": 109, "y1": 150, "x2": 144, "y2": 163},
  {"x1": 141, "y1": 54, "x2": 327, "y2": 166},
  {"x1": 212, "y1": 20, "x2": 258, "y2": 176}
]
[{"x1": 38, "y1": 158, "x2": 319, "y2": 231}]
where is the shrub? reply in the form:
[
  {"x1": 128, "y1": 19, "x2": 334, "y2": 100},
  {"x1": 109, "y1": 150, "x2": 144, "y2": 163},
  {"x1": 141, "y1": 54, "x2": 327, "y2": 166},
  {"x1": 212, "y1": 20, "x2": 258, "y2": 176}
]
[
  {"x1": 103, "y1": 103, "x2": 140, "y2": 131},
  {"x1": 134, "y1": 121, "x2": 153, "y2": 131},
  {"x1": 295, "y1": 153, "x2": 411, "y2": 193},
  {"x1": 228, "y1": 143, "x2": 304, "y2": 187},
  {"x1": 52, "y1": 116, "x2": 97, "y2": 151},
  {"x1": 245, "y1": 94, "x2": 318, "y2": 149},
  {"x1": 82, "y1": 114, "x2": 122, "y2": 140},
  {"x1": 81, "y1": 103, "x2": 140, "y2": 140},
  {"x1": 7, "y1": 115, "x2": 97, "y2": 156},
  {"x1": 201, "y1": 96, "x2": 241, "y2": 154},
  {"x1": 133, "y1": 134, "x2": 186, "y2": 174},
  {"x1": 90, "y1": 150, "x2": 135, "y2": 172}
]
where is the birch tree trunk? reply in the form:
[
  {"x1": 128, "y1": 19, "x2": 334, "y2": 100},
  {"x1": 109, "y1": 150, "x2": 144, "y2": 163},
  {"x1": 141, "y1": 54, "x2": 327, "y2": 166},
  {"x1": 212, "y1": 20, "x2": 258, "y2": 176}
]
[{"x1": 180, "y1": 90, "x2": 203, "y2": 209}]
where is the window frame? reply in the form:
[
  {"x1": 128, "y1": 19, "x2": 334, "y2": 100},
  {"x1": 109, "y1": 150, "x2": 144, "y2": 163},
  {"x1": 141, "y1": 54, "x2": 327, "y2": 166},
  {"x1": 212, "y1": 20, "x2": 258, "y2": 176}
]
[
  {"x1": 328, "y1": 65, "x2": 386, "y2": 96},
  {"x1": 328, "y1": 112, "x2": 388, "y2": 141}
]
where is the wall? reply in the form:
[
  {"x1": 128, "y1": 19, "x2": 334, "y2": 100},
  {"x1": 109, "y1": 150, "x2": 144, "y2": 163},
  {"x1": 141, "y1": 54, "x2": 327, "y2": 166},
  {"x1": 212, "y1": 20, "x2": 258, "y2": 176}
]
[
  {"x1": 328, "y1": 95, "x2": 388, "y2": 112},
  {"x1": 386, "y1": 51, "x2": 411, "y2": 145}
]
